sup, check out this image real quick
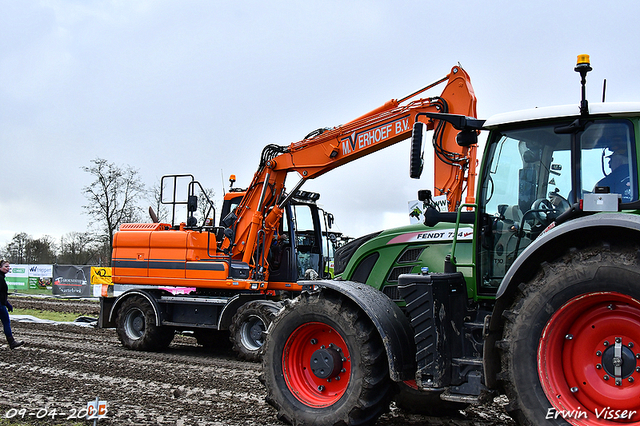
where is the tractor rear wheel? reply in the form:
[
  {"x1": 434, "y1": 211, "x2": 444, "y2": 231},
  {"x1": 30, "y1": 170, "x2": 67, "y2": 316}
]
[
  {"x1": 262, "y1": 290, "x2": 392, "y2": 426},
  {"x1": 500, "y1": 244, "x2": 640, "y2": 425}
]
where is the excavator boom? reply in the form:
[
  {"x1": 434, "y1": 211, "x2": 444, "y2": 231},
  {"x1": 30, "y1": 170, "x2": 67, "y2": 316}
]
[{"x1": 230, "y1": 65, "x2": 478, "y2": 276}]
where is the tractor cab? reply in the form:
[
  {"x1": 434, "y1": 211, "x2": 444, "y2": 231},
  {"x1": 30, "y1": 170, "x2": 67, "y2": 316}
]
[{"x1": 477, "y1": 107, "x2": 639, "y2": 292}]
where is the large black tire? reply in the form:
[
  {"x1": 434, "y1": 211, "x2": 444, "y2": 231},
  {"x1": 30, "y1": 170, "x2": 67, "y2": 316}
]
[
  {"x1": 229, "y1": 300, "x2": 281, "y2": 361},
  {"x1": 393, "y1": 381, "x2": 467, "y2": 416},
  {"x1": 499, "y1": 243, "x2": 640, "y2": 425},
  {"x1": 115, "y1": 296, "x2": 174, "y2": 351},
  {"x1": 262, "y1": 291, "x2": 392, "y2": 426}
]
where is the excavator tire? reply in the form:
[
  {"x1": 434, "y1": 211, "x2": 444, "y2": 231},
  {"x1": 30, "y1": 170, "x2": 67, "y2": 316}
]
[
  {"x1": 230, "y1": 300, "x2": 281, "y2": 361},
  {"x1": 116, "y1": 296, "x2": 174, "y2": 351},
  {"x1": 499, "y1": 243, "x2": 640, "y2": 425},
  {"x1": 262, "y1": 290, "x2": 392, "y2": 426}
]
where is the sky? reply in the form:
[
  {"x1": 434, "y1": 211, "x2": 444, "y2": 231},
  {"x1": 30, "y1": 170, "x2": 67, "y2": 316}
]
[{"x1": 2, "y1": 0, "x2": 640, "y2": 249}]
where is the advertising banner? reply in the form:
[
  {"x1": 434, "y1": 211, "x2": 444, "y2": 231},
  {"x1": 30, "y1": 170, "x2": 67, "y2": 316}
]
[
  {"x1": 90, "y1": 267, "x2": 112, "y2": 285},
  {"x1": 5, "y1": 264, "x2": 53, "y2": 293},
  {"x1": 91, "y1": 266, "x2": 112, "y2": 297},
  {"x1": 5, "y1": 264, "x2": 29, "y2": 291},
  {"x1": 28, "y1": 264, "x2": 53, "y2": 291},
  {"x1": 52, "y1": 265, "x2": 92, "y2": 297}
]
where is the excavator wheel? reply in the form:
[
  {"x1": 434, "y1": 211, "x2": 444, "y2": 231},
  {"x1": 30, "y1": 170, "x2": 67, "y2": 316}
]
[
  {"x1": 499, "y1": 243, "x2": 640, "y2": 425},
  {"x1": 230, "y1": 300, "x2": 282, "y2": 361},
  {"x1": 262, "y1": 290, "x2": 392, "y2": 426},
  {"x1": 116, "y1": 296, "x2": 174, "y2": 351}
]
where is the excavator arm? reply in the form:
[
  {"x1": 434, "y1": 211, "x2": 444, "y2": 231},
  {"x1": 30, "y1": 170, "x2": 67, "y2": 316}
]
[{"x1": 228, "y1": 65, "x2": 478, "y2": 279}]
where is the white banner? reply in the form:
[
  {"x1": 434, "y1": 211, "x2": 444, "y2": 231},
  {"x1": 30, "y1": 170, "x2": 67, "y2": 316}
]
[{"x1": 28, "y1": 264, "x2": 53, "y2": 278}]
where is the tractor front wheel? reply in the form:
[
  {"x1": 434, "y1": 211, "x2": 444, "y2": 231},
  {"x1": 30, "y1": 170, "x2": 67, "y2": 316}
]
[{"x1": 262, "y1": 290, "x2": 392, "y2": 426}]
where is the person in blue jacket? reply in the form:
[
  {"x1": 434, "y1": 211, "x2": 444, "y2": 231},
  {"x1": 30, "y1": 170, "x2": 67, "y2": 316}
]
[{"x1": 0, "y1": 260, "x2": 24, "y2": 349}]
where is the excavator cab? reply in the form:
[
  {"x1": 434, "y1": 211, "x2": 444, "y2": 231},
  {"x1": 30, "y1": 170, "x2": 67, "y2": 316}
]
[
  {"x1": 218, "y1": 185, "x2": 338, "y2": 283},
  {"x1": 266, "y1": 191, "x2": 331, "y2": 282}
]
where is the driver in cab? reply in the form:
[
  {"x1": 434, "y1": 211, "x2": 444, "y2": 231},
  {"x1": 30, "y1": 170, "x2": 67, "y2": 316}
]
[{"x1": 596, "y1": 140, "x2": 632, "y2": 202}]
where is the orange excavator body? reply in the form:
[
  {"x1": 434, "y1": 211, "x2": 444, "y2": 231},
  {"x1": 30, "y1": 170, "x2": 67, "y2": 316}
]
[{"x1": 111, "y1": 65, "x2": 478, "y2": 291}]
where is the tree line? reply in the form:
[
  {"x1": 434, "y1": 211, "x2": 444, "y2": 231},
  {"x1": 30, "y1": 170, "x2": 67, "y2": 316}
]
[{"x1": 1, "y1": 158, "x2": 216, "y2": 267}]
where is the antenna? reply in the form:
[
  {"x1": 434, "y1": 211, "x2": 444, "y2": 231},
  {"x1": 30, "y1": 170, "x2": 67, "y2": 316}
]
[
  {"x1": 221, "y1": 169, "x2": 226, "y2": 195},
  {"x1": 602, "y1": 78, "x2": 607, "y2": 102}
]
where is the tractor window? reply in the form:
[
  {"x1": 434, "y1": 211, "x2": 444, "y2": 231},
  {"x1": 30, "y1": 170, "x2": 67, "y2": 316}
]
[
  {"x1": 580, "y1": 120, "x2": 637, "y2": 203},
  {"x1": 479, "y1": 125, "x2": 572, "y2": 291}
]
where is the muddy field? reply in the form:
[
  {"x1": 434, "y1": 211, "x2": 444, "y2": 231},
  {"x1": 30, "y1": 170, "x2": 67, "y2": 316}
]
[{"x1": 0, "y1": 296, "x2": 515, "y2": 426}]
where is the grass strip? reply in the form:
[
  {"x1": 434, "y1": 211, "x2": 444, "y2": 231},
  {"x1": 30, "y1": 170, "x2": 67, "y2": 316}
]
[{"x1": 10, "y1": 308, "x2": 88, "y2": 323}]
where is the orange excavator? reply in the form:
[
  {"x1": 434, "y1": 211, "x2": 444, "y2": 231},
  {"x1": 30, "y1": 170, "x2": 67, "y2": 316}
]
[{"x1": 98, "y1": 65, "x2": 479, "y2": 359}]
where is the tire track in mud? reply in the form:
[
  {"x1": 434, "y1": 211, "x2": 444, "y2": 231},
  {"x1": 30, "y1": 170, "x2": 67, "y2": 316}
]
[
  {"x1": 0, "y1": 305, "x2": 514, "y2": 425},
  {"x1": 0, "y1": 323, "x2": 273, "y2": 425}
]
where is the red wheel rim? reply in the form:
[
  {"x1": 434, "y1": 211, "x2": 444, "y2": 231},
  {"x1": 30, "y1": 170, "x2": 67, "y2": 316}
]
[
  {"x1": 539, "y1": 292, "x2": 640, "y2": 424},
  {"x1": 283, "y1": 322, "x2": 351, "y2": 407}
]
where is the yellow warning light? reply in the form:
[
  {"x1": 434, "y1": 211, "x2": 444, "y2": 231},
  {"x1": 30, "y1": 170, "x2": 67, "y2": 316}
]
[
  {"x1": 577, "y1": 54, "x2": 590, "y2": 65},
  {"x1": 229, "y1": 174, "x2": 236, "y2": 182}
]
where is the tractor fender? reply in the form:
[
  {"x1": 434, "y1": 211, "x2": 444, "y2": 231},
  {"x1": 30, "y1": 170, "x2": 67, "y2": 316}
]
[
  {"x1": 484, "y1": 213, "x2": 640, "y2": 388},
  {"x1": 299, "y1": 279, "x2": 416, "y2": 382},
  {"x1": 108, "y1": 289, "x2": 165, "y2": 326}
]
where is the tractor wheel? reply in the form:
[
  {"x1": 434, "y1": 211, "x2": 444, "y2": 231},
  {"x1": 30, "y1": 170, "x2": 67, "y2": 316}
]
[
  {"x1": 262, "y1": 291, "x2": 392, "y2": 426},
  {"x1": 393, "y1": 381, "x2": 467, "y2": 415},
  {"x1": 116, "y1": 296, "x2": 173, "y2": 351},
  {"x1": 499, "y1": 244, "x2": 640, "y2": 425},
  {"x1": 230, "y1": 300, "x2": 281, "y2": 361}
]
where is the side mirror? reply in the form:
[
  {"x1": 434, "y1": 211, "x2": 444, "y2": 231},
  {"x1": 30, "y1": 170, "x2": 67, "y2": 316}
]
[
  {"x1": 417, "y1": 189, "x2": 432, "y2": 202},
  {"x1": 410, "y1": 122, "x2": 426, "y2": 179},
  {"x1": 224, "y1": 227, "x2": 235, "y2": 242},
  {"x1": 187, "y1": 195, "x2": 198, "y2": 212},
  {"x1": 327, "y1": 213, "x2": 334, "y2": 229},
  {"x1": 221, "y1": 211, "x2": 237, "y2": 228},
  {"x1": 456, "y1": 129, "x2": 479, "y2": 147}
]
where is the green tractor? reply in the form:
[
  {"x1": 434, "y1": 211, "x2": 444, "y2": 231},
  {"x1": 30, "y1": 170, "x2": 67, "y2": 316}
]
[{"x1": 262, "y1": 55, "x2": 640, "y2": 425}]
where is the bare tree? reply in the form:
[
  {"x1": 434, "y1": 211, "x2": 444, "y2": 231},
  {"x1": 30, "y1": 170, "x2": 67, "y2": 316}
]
[
  {"x1": 82, "y1": 158, "x2": 145, "y2": 263},
  {"x1": 3, "y1": 233, "x2": 30, "y2": 263},
  {"x1": 197, "y1": 187, "x2": 217, "y2": 223},
  {"x1": 1, "y1": 233, "x2": 57, "y2": 264},
  {"x1": 148, "y1": 180, "x2": 170, "y2": 223},
  {"x1": 24, "y1": 235, "x2": 57, "y2": 264},
  {"x1": 58, "y1": 231, "x2": 103, "y2": 265}
]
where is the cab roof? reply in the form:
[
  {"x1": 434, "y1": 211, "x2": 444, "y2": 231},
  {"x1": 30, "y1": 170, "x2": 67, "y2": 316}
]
[{"x1": 483, "y1": 102, "x2": 640, "y2": 129}]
